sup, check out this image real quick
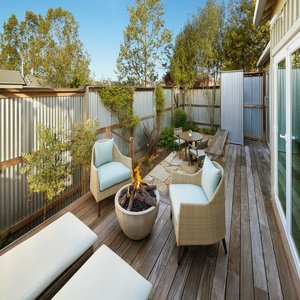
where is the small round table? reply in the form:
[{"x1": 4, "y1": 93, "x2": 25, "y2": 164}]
[{"x1": 179, "y1": 131, "x2": 203, "y2": 160}]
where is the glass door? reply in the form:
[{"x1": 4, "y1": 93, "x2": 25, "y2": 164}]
[
  {"x1": 274, "y1": 34, "x2": 300, "y2": 271},
  {"x1": 277, "y1": 59, "x2": 286, "y2": 215},
  {"x1": 291, "y1": 48, "x2": 300, "y2": 255}
]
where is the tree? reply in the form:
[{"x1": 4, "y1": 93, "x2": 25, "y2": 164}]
[
  {"x1": 0, "y1": 8, "x2": 91, "y2": 87},
  {"x1": 116, "y1": 0, "x2": 172, "y2": 86},
  {"x1": 70, "y1": 120, "x2": 98, "y2": 195},
  {"x1": 170, "y1": 0, "x2": 225, "y2": 129},
  {"x1": 223, "y1": 0, "x2": 269, "y2": 71},
  {"x1": 21, "y1": 124, "x2": 71, "y2": 220}
]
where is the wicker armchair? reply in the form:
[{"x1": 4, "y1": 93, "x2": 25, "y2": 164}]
[
  {"x1": 169, "y1": 160, "x2": 226, "y2": 263},
  {"x1": 90, "y1": 139, "x2": 132, "y2": 216}
]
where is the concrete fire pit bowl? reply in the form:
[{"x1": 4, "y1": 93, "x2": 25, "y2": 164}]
[{"x1": 115, "y1": 183, "x2": 160, "y2": 240}]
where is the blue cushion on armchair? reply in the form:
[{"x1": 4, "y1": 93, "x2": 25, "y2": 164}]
[
  {"x1": 97, "y1": 162, "x2": 131, "y2": 191},
  {"x1": 95, "y1": 139, "x2": 114, "y2": 168}
]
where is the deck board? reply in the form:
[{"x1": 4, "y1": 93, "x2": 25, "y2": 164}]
[{"x1": 1, "y1": 141, "x2": 300, "y2": 299}]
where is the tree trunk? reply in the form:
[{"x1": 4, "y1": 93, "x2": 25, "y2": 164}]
[
  {"x1": 81, "y1": 165, "x2": 86, "y2": 195},
  {"x1": 211, "y1": 85, "x2": 216, "y2": 130}
]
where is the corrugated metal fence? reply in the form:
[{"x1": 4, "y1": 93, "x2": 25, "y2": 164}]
[
  {"x1": 0, "y1": 93, "x2": 83, "y2": 229},
  {"x1": 243, "y1": 74, "x2": 263, "y2": 140},
  {"x1": 221, "y1": 71, "x2": 244, "y2": 145},
  {"x1": 175, "y1": 88, "x2": 221, "y2": 127},
  {"x1": 0, "y1": 86, "x2": 219, "y2": 231}
]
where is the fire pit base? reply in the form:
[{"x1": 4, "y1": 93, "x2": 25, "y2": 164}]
[{"x1": 115, "y1": 183, "x2": 160, "y2": 240}]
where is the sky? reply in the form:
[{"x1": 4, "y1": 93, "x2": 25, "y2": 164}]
[{"x1": 0, "y1": 0, "x2": 228, "y2": 81}]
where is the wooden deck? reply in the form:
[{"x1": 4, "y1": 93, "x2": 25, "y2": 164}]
[{"x1": 1, "y1": 141, "x2": 300, "y2": 299}]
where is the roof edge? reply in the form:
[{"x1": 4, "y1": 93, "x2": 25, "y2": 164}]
[
  {"x1": 253, "y1": 0, "x2": 268, "y2": 26},
  {"x1": 257, "y1": 41, "x2": 271, "y2": 67}
]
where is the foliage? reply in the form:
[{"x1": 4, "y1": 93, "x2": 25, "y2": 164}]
[
  {"x1": 172, "y1": 108, "x2": 187, "y2": 129},
  {"x1": 170, "y1": 0, "x2": 225, "y2": 89},
  {"x1": 187, "y1": 121, "x2": 198, "y2": 132},
  {"x1": 0, "y1": 8, "x2": 91, "y2": 87},
  {"x1": 158, "y1": 127, "x2": 174, "y2": 151},
  {"x1": 199, "y1": 127, "x2": 217, "y2": 135},
  {"x1": 98, "y1": 86, "x2": 139, "y2": 133},
  {"x1": 116, "y1": 0, "x2": 172, "y2": 86},
  {"x1": 222, "y1": 0, "x2": 269, "y2": 71},
  {"x1": 70, "y1": 119, "x2": 98, "y2": 169},
  {"x1": 21, "y1": 124, "x2": 71, "y2": 219},
  {"x1": 140, "y1": 125, "x2": 159, "y2": 157},
  {"x1": 155, "y1": 84, "x2": 165, "y2": 132}
]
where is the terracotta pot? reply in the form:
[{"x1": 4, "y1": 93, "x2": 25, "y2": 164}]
[{"x1": 115, "y1": 183, "x2": 160, "y2": 240}]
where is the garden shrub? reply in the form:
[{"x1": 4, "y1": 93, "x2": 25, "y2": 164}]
[
  {"x1": 172, "y1": 108, "x2": 187, "y2": 129},
  {"x1": 158, "y1": 127, "x2": 174, "y2": 151},
  {"x1": 155, "y1": 85, "x2": 165, "y2": 120}
]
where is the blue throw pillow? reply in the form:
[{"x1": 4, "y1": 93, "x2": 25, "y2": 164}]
[
  {"x1": 202, "y1": 156, "x2": 221, "y2": 200},
  {"x1": 94, "y1": 139, "x2": 114, "y2": 168}
]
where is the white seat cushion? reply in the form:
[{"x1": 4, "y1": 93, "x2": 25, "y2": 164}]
[
  {"x1": 189, "y1": 148, "x2": 205, "y2": 158},
  {"x1": 98, "y1": 161, "x2": 131, "y2": 191},
  {"x1": 174, "y1": 138, "x2": 185, "y2": 145},
  {"x1": 0, "y1": 212, "x2": 97, "y2": 300},
  {"x1": 169, "y1": 184, "x2": 208, "y2": 220},
  {"x1": 53, "y1": 245, "x2": 152, "y2": 300},
  {"x1": 202, "y1": 156, "x2": 221, "y2": 200}
]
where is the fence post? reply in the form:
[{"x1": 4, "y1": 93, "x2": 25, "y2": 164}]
[
  {"x1": 81, "y1": 86, "x2": 90, "y2": 195},
  {"x1": 105, "y1": 126, "x2": 111, "y2": 139},
  {"x1": 129, "y1": 136, "x2": 134, "y2": 169}
]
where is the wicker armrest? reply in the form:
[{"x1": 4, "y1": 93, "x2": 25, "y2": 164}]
[
  {"x1": 113, "y1": 144, "x2": 132, "y2": 170},
  {"x1": 171, "y1": 169, "x2": 202, "y2": 185}
]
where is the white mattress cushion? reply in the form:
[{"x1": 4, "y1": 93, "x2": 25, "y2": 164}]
[
  {"x1": 0, "y1": 212, "x2": 97, "y2": 300},
  {"x1": 53, "y1": 244, "x2": 152, "y2": 300}
]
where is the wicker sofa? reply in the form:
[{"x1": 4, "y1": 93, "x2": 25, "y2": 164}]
[
  {"x1": 90, "y1": 139, "x2": 132, "y2": 216},
  {"x1": 169, "y1": 157, "x2": 226, "y2": 263}
]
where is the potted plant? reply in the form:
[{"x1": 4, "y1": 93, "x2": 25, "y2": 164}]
[{"x1": 114, "y1": 164, "x2": 160, "y2": 240}]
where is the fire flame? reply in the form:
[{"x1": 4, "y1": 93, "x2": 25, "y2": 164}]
[{"x1": 131, "y1": 163, "x2": 142, "y2": 191}]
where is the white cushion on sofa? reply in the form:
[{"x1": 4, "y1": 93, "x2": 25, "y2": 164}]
[
  {"x1": 53, "y1": 244, "x2": 152, "y2": 300},
  {"x1": 0, "y1": 212, "x2": 97, "y2": 300}
]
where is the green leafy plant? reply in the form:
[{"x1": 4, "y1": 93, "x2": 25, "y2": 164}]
[
  {"x1": 70, "y1": 119, "x2": 98, "y2": 194},
  {"x1": 199, "y1": 127, "x2": 217, "y2": 135},
  {"x1": 172, "y1": 108, "x2": 187, "y2": 129},
  {"x1": 155, "y1": 84, "x2": 165, "y2": 133},
  {"x1": 21, "y1": 124, "x2": 71, "y2": 220},
  {"x1": 187, "y1": 121, "x2": 198, "y2": 132},
  {"x1": 158, "y1": 127, "x2": 174, "y2": 151},
  {"x1": 99, "y1": 86, "x2": 139, "y2": 134}
]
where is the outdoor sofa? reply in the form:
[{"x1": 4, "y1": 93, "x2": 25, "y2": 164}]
[{"x1": 0, "y1": 212, "x2": 97, "y2": 300}]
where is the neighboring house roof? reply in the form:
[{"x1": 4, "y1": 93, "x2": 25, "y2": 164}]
[
  {"x1": 257, "y1": 41, "x2": 271, "y2": 67},
  {"x1": 254, "y1": 0, "x2": 277, "y2": 26},
  {"x1": 0, "y1": 69, "x2": 25, "y2": 87},
  {"x1": 25, "y1": 75, "x2": 43, "y2": 87}
]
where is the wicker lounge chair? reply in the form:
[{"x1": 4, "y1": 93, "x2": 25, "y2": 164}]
[
  {"x1": 90, "y1": 139, "x2": 132, "y2": 216},
  {"x1": 169, "y1": 156, "x2": 226, "y2": 263}
]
